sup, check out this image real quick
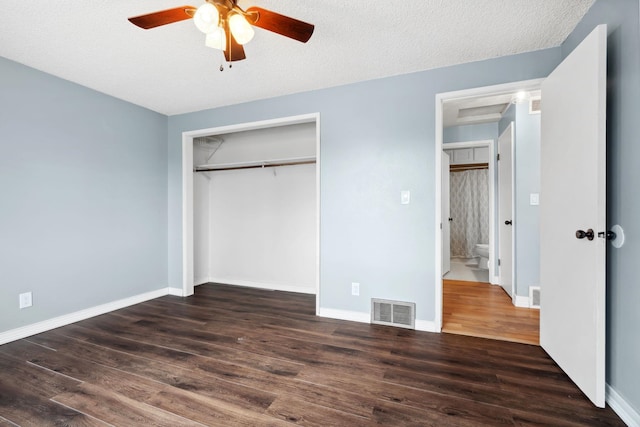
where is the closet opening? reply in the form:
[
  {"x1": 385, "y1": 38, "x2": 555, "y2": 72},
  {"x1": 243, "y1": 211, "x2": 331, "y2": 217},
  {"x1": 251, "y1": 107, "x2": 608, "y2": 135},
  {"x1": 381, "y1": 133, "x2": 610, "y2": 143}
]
[{"x1": 182, "y1": 114, "x2": 321, "y2": 314}]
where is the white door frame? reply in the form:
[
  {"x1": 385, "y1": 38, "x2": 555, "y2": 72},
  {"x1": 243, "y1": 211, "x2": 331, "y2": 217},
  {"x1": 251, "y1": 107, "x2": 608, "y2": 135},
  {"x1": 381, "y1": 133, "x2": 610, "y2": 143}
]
[
  {"x1": 442, "y1": 140, "x2": 496, "y2": 284},
  {"x1": 181, "y1": 113, "x2": 322, "y2": 315},
  {"x1": 434, "y1": 79, "x2": 543, "y2": 332}
]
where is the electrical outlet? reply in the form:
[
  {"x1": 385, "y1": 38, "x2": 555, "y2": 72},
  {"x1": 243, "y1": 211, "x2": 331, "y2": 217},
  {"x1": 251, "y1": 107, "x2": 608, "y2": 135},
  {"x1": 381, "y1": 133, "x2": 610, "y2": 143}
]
[
  {"x1": 19, "y1": 292, "x2": 32, "y2": 309},
  {"x1": 351, "y1": 282, "x2": 360, "y2": 296}
]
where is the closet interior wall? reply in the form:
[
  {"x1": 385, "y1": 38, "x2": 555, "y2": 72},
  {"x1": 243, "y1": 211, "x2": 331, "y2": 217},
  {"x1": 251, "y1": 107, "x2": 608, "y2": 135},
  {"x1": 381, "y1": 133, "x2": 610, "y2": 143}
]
[{"x1": 193, "y1": 123, "x2": 317, "y2": 294}]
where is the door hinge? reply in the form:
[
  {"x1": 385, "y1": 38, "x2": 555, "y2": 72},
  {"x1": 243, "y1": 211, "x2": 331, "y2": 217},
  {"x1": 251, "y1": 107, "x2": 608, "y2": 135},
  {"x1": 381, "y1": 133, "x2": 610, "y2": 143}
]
[
  {"x1": 498, "y1": 259, "x2": 501, "y2": 266},
  {"x1": 497, "y1": 153, "x2": 500, "y2": 161}
]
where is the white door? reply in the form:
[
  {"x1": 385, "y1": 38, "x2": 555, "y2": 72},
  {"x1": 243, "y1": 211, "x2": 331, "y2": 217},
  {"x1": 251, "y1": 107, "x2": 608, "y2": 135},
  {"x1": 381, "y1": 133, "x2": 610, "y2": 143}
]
[
  {"x1": 498, "y1": 123, "x2": 514, "y2": 298},
  {"x1": 442, "y1": 152, "x2": 451, "y2": 275},
  {"x1": 540, "y1": 25, "x2": 607, "y2": 408}
]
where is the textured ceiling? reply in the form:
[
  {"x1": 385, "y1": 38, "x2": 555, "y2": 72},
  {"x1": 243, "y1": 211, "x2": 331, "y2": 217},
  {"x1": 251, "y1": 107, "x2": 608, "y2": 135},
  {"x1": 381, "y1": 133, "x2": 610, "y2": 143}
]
[{"x1": 0, "y1": 1, "x2": 595, "y2": 116}]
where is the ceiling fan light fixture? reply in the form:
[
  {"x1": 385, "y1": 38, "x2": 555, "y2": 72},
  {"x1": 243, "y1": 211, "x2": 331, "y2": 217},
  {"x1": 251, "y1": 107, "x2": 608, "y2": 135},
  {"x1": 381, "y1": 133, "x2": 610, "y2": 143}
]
[
  {"x1": 205, "y1": 27, "x2": 226, "y2": 50},
  {"x1": 194, "y1": 3, "x2": 220, "y2": 34},
  {"x1": 229, "y1": 13, "x2": 255, "y2": 45}
]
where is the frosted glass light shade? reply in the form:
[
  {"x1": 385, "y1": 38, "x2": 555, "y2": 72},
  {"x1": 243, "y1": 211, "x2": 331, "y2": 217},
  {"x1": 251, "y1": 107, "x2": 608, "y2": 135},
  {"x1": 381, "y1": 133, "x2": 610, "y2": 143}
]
[
  {"x1": 194, "y1": 3, "x2": 219, "y2": 34},
  {"x1": 205, "y1": 27, "x2": 226, "y2": 50},
  {"x1": 229, "y1": 13, "x2": 254, "y2": 45}
]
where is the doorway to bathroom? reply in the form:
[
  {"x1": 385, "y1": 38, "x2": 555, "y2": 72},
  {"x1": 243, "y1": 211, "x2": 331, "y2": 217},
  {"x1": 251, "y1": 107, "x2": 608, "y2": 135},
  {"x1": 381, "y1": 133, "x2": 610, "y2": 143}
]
[
  {"x1": 442, "y1": 140, "x2": 494, "y2": 284},
  {"x1": 436, "y1": 81, "x2": 542, "y2": 345}
]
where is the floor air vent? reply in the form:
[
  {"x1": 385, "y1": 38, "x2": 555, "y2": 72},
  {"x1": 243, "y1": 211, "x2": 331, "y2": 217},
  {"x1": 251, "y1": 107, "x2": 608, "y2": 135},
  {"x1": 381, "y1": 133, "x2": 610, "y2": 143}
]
[
  {"x1": 529, "y1": 286, "x2": 541, "y2": 309},
  {"x1": 371, "y1": 299, "x2": 415, "y2": 329}
]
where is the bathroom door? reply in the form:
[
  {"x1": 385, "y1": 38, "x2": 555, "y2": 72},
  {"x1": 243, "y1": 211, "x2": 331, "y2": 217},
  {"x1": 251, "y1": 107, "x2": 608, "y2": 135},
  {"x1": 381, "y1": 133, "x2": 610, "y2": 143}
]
[
  {"x1": 442, "y1": 152, "x2": 451, "y2": 275},
  {"x1": 498, "y1": 122, "x2": 514, "y2": 298}
]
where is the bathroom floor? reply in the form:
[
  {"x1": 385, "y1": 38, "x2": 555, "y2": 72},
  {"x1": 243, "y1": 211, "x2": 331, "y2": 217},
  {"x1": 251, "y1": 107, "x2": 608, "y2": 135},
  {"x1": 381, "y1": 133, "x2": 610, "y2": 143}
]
[{"x1": 443, "y1": 257, "x2": 490, "y2": 283}]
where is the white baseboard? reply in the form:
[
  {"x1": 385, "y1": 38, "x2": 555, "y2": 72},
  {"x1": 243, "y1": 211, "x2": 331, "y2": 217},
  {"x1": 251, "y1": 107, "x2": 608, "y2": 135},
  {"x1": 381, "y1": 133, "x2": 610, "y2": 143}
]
[
  {"x1": 194, "y1": 277, "x2": 210, "y2": 286},
  {"x1": 0, "y1": 287, "x2": 170, "y2": 345},
  {"x1": 208, "y1": 277, "x2": 316, "y2": 295},
  {"x1": 167, "y1": 287, "x2": 184, "y2": 296},
  {"x1": 607, "y1": 383, "x2": 640, "y2": 427},
  {"x1": 318, "y1": 308, "x2": 370, "y2": 324},
  {"x1": 415, "y1": 319, "x2": 438, "y2": 332},
  {"x1": 490, "y1": 275, "x2": 500, "y2": 285},
  {"x1": 318, "y1": 308, "x2": 437, "y2": 333},
  {"x1": 514, "y1": 295, "x2": 530, "y2": 308}
]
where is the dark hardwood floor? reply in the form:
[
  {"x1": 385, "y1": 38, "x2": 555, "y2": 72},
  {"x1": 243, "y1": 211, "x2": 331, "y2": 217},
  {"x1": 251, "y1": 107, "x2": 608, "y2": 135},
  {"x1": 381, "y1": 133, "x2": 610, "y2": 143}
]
[{"x1": 0, "y1": 284, "x2": 624, "y2": 426}]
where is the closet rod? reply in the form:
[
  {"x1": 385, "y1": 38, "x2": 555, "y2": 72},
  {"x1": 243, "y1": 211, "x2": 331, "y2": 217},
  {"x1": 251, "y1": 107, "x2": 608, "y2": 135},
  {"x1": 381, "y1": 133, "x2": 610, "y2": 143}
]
[
  {"x1": 195, "y1": 159, "x2": 316, "y2": 172},
  {"x1": 450, "y1": 162, "x2": 489, "y2": 172}
]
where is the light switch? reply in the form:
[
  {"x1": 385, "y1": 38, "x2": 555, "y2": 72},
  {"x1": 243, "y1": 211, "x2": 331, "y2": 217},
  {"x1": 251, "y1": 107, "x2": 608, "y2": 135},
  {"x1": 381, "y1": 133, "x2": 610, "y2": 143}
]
[
  {"x1": 530, "y1": 193, "x2": 539, "y2": 206},
  {"x1": 401, "y1": 190, "x2": 411, "y2": 205}
]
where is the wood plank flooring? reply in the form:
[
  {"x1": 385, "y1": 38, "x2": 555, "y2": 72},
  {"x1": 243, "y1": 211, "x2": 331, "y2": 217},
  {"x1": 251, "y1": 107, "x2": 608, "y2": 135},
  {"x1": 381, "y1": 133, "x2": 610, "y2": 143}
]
[
  {"x1": 442, "y1": 279, "x2": 540, "y2": 345},
  {"x1": 0, "y1": 283, "x2": 623, "y2": 426}
]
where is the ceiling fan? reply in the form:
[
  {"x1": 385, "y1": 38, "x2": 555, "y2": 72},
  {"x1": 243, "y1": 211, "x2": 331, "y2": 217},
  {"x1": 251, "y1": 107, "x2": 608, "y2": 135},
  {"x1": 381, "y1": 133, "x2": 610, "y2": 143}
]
[{"x1": 128, "y1": 1, "x2": 315, "y2": 62}]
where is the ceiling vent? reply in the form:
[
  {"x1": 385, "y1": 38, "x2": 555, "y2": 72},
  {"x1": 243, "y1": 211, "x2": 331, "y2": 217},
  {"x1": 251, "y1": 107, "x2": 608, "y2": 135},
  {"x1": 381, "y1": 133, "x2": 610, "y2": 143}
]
[{"x1": 371, "y1": 299, "x2": 415, "y2": 329}]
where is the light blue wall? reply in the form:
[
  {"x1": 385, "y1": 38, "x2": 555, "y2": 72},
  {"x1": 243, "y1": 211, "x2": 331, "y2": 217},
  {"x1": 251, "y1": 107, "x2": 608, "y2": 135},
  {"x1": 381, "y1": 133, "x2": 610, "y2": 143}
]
[
  {"x1": 496, "y1": 103, "x2": 541, "y2": 297},
  {"x1": 167, "y1": 48, "x2": 561, "y2": 322},
  {"x1": 498, "y1": 103, "x2": 516, "y2": 135},
  {"x1": 0, "y1": 57, "x2": 168, "y2": 333},
  {"x1": 513, "y1": 103, "x2": 541, "y2": 296},
  {"x1": 443, "y1": 122, "x2": 498, "y2": 143},
  {"x1": 562, "y1": 0, "x2": 640, "y2": 415}
]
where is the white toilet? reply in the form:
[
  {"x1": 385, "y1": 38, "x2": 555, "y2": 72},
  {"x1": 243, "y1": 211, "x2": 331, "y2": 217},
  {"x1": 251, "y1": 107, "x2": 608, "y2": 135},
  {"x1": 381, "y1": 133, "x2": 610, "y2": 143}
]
[{"x1": 474, "y1": 244, "x2": 490, "y2": 269}]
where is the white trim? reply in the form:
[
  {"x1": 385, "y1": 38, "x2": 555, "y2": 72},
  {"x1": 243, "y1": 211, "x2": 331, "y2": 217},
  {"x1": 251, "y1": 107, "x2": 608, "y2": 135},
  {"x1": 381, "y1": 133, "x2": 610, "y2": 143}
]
[
  {"x1": 607, "y1": 384, "x2": 640, "y2": 427},
  {"x1": 319, "y1": 308, "x2": 370, "y2": 324},
  {"x1": 208, "y1": 278, "x2": 316, "y2": 295},
  {"x1": 509, "y1": 122, "x2": 517, "y2": 303},
  {"x1": 194, "y1": 277, "x2": 209, "y2": 286},
  {"x1": 415, "y1": 320, "x2": 438, "y2": 332},
  {"x1": 514, "y1": 295, "x2": 530, "y2": 308},
  {"x1": 0, "y1": 288, "x2": 169, "y2": 345},
  {"x1": 319, "y1": 308, "x2": 436, "y2": 332},
  {"x1": 182, "y1": 132, "x2": 195, "y2": 297},
  {"x1": 434, "y1": 95, "x2": 444, "y2": 332},
  {"x1": 434, "y1": 79, "x2": 545, "y2": 332},
  {"x1": 181, "y1": 113, "x2": 321, "y2": 305},
  {"x1": 315, "y1": 115, "x2": 321, "y2": 315},
  {"x1": 167, "y1": 287, "x2": 184, "y2": 296}
]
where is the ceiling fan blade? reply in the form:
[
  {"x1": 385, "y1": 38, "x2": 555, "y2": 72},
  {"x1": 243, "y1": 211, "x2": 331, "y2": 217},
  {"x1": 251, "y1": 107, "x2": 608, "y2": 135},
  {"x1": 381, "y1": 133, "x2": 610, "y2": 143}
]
[
  {"x1": 128, "y1": 6, "x2": 195, "y2": 30},
  {"x1": 224, "y1": 30, "x2": 246, "y2": 62},
  {"x1": 245, "y1": 7, "x2": 314, "y2": 43}
]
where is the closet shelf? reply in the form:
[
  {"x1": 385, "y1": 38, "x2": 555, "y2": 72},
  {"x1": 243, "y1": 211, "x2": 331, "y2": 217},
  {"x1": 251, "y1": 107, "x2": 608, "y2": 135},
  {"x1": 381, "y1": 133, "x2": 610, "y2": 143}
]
[{"x1": 194, "y1": 156, "x2": 316, "y2": 172}]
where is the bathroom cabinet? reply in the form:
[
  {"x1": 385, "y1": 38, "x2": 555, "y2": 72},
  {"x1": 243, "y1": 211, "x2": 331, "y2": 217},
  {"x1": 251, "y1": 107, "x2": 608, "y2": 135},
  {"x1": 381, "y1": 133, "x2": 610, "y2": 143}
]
[{"x1": 444, "y1": 146, "x2": 490, "y2": 165}]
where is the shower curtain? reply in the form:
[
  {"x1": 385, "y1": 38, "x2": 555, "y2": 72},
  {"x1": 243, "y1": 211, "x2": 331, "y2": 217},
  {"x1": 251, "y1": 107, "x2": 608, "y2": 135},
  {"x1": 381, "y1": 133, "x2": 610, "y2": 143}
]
[{"x1": 449, "y1": 169, "x2": 490, "y2": 258}]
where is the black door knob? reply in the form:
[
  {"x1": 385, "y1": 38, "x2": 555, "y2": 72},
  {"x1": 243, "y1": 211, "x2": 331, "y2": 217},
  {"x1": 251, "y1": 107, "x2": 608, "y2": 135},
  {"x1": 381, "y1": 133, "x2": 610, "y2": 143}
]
[
  {"x1": 505, "y1": 220, "x2": 512, "y2": 225},
  {"x1": 576, "y1": 229, "x2": 595, "y2": 240},
  {"x1": 448, "y1": 217, "x2": 453, "y2": 222}
]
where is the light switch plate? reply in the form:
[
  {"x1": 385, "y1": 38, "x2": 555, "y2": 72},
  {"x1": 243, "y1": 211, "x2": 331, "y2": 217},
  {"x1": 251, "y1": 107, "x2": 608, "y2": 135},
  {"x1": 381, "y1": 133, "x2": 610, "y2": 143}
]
[
  {"x1": 19, "y1": 292, "x2": 32, "y2": 309},
  {"x1": 530, "y1": 193, "x2": 540, "y2": 205},
  {"x1": 351, "y1": 282, "x2": 360, "y2": 296},
  {"x1": 401, "y1": 190, "x2": 411, "y2": 205}
]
